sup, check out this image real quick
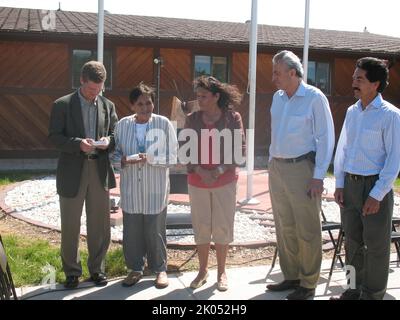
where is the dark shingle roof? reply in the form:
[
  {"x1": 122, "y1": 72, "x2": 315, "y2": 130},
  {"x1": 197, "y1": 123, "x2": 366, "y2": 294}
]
[{"x1": 1, "y1": 6, "x2": 399, "y2": 55}]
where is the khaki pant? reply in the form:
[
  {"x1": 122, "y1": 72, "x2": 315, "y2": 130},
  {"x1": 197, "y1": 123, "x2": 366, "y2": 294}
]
[
  {"x1": 60, "y1": 160, "x2": 110, "y2": 276},
  {"x1": 269, "y1": 158, "x2": 322, "y2": 289},
  {"x1": 188, "y1": 181, "x2": 237, "y2": 245}
]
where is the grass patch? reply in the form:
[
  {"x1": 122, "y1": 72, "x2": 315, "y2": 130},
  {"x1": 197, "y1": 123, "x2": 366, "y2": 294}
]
[
  {"x1": 394, "y1": 178, "x2": 400, "y2": 194},
  {"x1": 0, "y1": 170, "x2": 55, "y2": 187},
  {"x1": 2, "y1": 234, "x2": 127, "y2": 287}
]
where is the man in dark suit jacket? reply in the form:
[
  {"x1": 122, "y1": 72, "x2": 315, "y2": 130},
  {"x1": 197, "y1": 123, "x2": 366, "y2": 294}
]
[{"x1": 48, "y1": 61, "x2": 118, "y2": 289}]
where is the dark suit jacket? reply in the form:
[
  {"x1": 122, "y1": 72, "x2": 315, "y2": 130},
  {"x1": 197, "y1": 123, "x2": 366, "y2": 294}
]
[{"x1": 48, "y1": 90, "x2": 118, "y2": 197}]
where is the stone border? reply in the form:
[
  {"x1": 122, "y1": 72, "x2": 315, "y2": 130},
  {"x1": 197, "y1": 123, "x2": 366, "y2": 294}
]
[{"x1": 0, "y1": 181, "x2": 271, "y2": 249}]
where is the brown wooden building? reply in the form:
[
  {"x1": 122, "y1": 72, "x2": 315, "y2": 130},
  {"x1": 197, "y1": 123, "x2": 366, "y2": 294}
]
[{"x1": 0, "y1": 7, "x2": 399, "y2": 163}]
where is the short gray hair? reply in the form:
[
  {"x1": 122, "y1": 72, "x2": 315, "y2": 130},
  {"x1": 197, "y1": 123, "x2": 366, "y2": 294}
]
[{"x1": 272, "y1": 50, "x2": 304, "y2": 78}]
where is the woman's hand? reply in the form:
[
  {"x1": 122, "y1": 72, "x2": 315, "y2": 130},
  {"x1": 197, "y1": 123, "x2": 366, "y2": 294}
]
[
  {"x1": 121, "y1": 154, "x2": 147, "y2": 168},
  {"x1": 195, "y1": 166, "x2": 217, "y2": 185}
]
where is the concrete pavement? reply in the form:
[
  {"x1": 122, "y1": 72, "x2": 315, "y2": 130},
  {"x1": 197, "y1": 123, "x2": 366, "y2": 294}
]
[{"x1": 18, "y1": 255, "x2": 400, "y2": 300}]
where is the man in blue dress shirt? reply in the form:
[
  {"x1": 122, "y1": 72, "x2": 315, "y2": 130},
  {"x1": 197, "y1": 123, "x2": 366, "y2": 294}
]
[
  {"x1": 333, "y1": 57, "x2": 400, "y2": 300},
  {"x1": 266, "y1": 50, "x2": 334, "y2": 300}
]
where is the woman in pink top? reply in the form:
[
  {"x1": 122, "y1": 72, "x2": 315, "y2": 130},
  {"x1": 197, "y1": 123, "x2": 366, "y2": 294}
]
[{"x1": 184, "y1": 76, "x2": 245, "y2": 291}]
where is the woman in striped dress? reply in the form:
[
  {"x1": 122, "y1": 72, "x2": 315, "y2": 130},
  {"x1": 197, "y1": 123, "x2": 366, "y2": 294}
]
[{"x1": 112, "y1": 82, "x2": 177, "y2": 289}]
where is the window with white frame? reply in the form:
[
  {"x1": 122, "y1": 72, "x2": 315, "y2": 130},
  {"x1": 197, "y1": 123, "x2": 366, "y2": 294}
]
[
  {"x1": 307, "y1": 61, "x2": 331, "y2": 95},
  {"x1": 72, "y1": 49, "x2": 112, "y2": 89},
  {"x1": 194, "y1": 55, "x2": 228, "y2": 82}
]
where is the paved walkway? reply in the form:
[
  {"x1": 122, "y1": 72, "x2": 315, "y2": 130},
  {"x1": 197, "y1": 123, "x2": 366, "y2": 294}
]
[{"x1": 18, "y1": 256, "x2": 400, "y2": 300}]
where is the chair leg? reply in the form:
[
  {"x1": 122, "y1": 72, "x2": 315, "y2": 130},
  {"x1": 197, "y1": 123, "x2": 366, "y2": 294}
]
[
  {"x1": 326, "y1": 229, "x2": 344, "y2": 267},
  {"x1": 394, "y1": 241, "x2": 400, "y2": 266},
  {"x1": 391, "y1": 223, "x2": 400, "y2": 266},
  {"x1": 270, "y1": 246, "x2": 278, "y2": 271},
  {"x1": 329, "y1": 228, "x2": 344, "y2": 277}
]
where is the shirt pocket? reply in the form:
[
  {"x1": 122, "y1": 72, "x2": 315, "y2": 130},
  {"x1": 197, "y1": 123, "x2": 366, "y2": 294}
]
[
  {"x1": 361, "y1": 129, "x2": 382, "y2": 150},
  {"x1": 287, "y1": 115, "x2": 306, "y2": 134}
]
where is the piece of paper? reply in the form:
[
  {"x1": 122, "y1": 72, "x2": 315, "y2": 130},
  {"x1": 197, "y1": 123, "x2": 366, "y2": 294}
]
[{"x1": 92, "y1": 140, "x2": 108, "y2": 147}]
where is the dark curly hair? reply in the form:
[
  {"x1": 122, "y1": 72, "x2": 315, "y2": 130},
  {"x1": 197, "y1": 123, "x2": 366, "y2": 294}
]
[
  {"x1": 129, "y1": 82, "x2": 156, "y2": 104},
  {"x1": 194, "y1": 76, "x2": 242, "y2": 110},
  {"x1": 356, "y1": 57, "x2": 389, "y2": 93}
]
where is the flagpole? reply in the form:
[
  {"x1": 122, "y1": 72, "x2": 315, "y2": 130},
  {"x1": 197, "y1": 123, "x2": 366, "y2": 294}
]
[
  {"x1": 97, "y1": 0, "x2": 104, "y2": 64},
  {"x1": 239, "y1": 0, "x2": 260, "y2": 205},
  {"x1": 303, "y1": 0, "x2": 310, "y2": 83}
]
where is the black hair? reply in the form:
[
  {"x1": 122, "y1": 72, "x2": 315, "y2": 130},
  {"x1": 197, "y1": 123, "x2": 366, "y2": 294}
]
[
  {"x1": 356, "y1": 57, "x2": 389, "y2": 93},
  {"x1": 129, "y1": 82, "x2": 156, "y2": 104}
]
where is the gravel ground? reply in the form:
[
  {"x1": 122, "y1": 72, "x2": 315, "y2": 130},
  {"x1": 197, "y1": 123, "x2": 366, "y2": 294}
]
[{"x1": 4, "y1": 175, "x2": 400, "y2": 244}]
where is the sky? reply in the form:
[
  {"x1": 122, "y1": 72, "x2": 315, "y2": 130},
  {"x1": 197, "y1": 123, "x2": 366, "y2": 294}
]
[{"x1": 1, "y1": 0, "x2": 400, "y2": 38}]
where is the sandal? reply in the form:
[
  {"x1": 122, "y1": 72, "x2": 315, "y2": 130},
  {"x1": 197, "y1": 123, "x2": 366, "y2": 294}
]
[
  {"x1": 217, "y1": 273, "x2": 228, "y2": 292},
  {"x1": 190, "y1": 272, "x2": 209, "y2": 289}
]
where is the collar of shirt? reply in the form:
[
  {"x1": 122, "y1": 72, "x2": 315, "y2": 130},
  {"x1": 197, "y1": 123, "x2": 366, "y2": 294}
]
[
  {"x1": 133, "y1": 114, "x2": 154, "y2": 125},
  {"x1": 278, "y1": 80, "x2": 306, "y2": 100},
  {"x1": 355, "y1": 93, "x2": 383, "y2": 111},
  {"x1": 78, "y1": 88, "x2": 98, "y2": 107}
]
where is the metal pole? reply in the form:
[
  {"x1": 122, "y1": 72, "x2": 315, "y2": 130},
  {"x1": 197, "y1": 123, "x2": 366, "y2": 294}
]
[
  {"x1": 154, "y1": 57, "x2": 162, "y2": 114},
  {"x1": 157, "y1": 59, "x2": 161, "y2": 114},
  {"x1": 97, "y1": 0, "x2": 104, "y2": 96},
  {"x1": 97, "y1": 0, "x2": 104, "y2": 63},
  {"x1": 239, "y1": 0, "x2": 259, "y2": 205},
  {"x1": 303, "y1": 0, "x2": 310, "y2": 83}
]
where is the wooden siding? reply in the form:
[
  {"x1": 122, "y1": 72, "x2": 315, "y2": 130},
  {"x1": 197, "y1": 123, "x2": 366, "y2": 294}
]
[
  {"x1": 0, "y1": 41, "x2": 68, "y2": 89},
  {"x1": 0, "y1": 39, "x2": 399, "y2": 159},
  {"x1": 231, "y1": 52, "x2": 275, "y2": 94},
  {"x1": 333, "y1": 57, "x2": 355, "y2": 97},
  {"x1": 160, "y1": 48, "x2": 192, "y2": 95},
  {"x1": 0, "y1": 94, "x2": 55, "y2": 150},
  {"x1": 387, "y1": 63, "x2": 400, "y2": 105},
  {"x1": 0, "y1": 41, "x2": 69, "y2": 155},
  {"x1": 115, "y1": 46, "x2": 154, "y2": 89}
]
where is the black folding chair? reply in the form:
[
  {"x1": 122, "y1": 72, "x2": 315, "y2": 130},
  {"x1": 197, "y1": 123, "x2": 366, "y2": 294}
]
[
  {"x1": 167, "y1": 173, "x2": 197, "y2": 268},
  {"x1": 167, "y1": 172, "x2": 192, "y2": 235},
  {"x1": 329, "y1": 217, "x2": 400, "y2": 276},
  {"x1": 270, "y1": 209, "x2": 344, "y2": 272},
  {"x1": 390, "y1": 217, "x2": 400, "y2": 264},
  {"x1": 0, "y1": 234, "x2": 18, "y2": 300}
]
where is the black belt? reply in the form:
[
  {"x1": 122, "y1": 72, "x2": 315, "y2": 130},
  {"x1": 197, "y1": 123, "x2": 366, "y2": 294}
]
[
  {"x1": 273, "y1": 152, "x2": 315, "y2": 164},
  {"x1": 84, "y1": 154, "x2": 99, "y2": 160},
  {"x1": 345, "y1": 173, "x2": 379, "y2": 181}
]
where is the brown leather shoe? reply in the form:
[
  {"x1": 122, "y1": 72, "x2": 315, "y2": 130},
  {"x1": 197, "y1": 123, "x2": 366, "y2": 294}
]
[
  {"x1": 122, "y1": 271, "x2": 143, "y2": 287},
  {"x1": 155, "y1": 271, "x2": 169, "y2": 289},
  {"x1": 286, "y1": 286, "x2": 315, "y2": 300},
  {"x1": 266, "y1": 279, "x2": 300, "y2": 291}
]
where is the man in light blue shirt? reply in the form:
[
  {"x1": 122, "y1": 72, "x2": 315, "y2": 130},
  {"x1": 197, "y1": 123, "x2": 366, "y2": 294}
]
[
  {"x1": 333, "y1": 57, "x2": 400, "y2": 300},
  {"x1": 266, "y1": 50, "x2": 334, "y2": 300}
]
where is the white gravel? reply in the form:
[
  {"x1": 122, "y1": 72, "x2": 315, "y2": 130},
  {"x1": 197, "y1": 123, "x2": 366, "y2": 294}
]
[{"x1": 4, "y1": 175, "x2": 400, "y2": 244}]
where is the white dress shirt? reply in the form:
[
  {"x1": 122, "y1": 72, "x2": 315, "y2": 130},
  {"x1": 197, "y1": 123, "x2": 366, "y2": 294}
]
[
  {"x1": 112, "y1": 114, "x2": 178, "y2": 214},
  {"x1": 334, "y1": 93, "x2": 400, "y2": 201},
  {"x1": 269, "y1": 81, "x2": 335, "y2": 180}
]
